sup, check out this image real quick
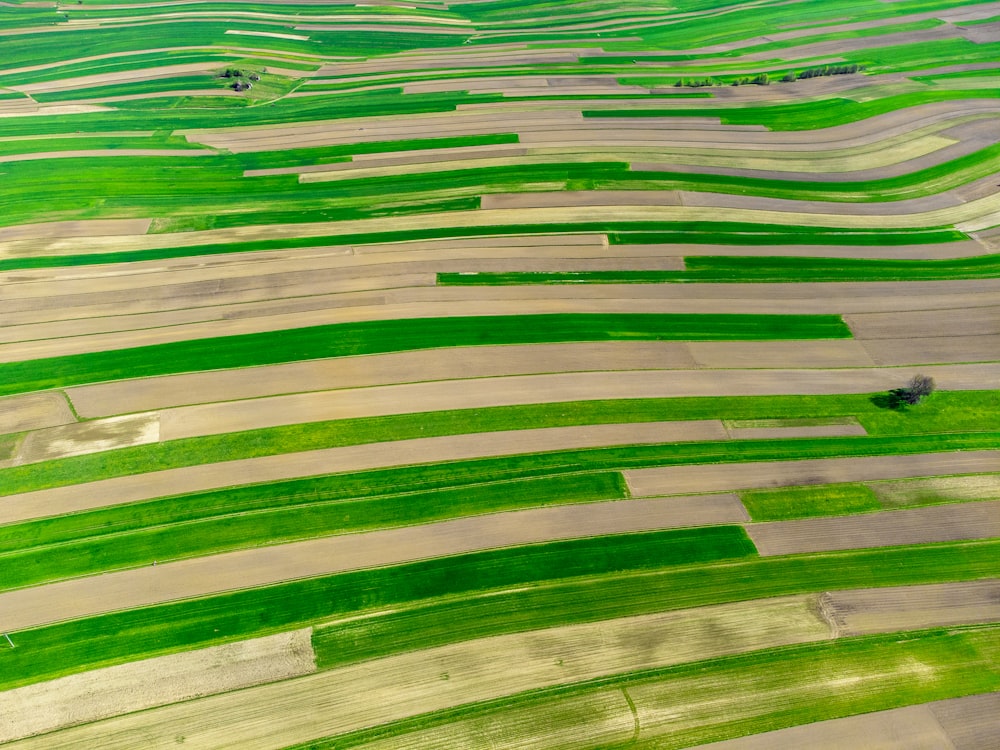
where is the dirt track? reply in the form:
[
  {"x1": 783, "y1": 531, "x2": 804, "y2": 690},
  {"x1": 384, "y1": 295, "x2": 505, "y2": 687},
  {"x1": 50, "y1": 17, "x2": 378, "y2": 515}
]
[{"x1": 0, "y1": 494, "x2": 748, "y2": 631}]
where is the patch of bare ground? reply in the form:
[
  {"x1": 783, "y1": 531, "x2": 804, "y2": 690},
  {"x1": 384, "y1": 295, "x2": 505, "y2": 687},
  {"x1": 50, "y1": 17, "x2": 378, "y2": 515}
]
[
  {"x1": 860, "y1": 334, "x2": 1000, "y2": 366},
  {"x1": 873, "y1": 474, "x2": 1000, "y2": 507},
  {"x1": 625, "y1": 452, "x2": 1000, "y2": 497},
  {"x1": 0, "y1": 149, "x2": 213, "y2": 163},
  {"x1": 0, "y1": 629, "x2": 316, "y2": 744},
  {"x1": 0, "y1": 494, "x2": 747, "y2": 631},
  {"x1": 0, "y1": 218, "x2": 151, "y2": 244},
  {"x1": 818, "y1": 580, "x2": 1000, "y2": 637},
  {"x1": 0, "y1": 392, "x2": 75, "y2": 435},
  {"x1": 746, "y1": 500, "x2": 1000, "y2": 556},
  {"x1": 2, "y1": 597, "x2": 828, "y2": 749},
  {"x1": 15, "y1": 412, "x2": 158, "y2": 465},
  {"x1": 846, "y1": 306, "x2": 1000, "y2": 339},
  {"x1": 930, "y1": 692, "x2": 1000, "y2": 750},
  {"x1": 688, "y1": 702, "x2": 958, "y2": 750}
]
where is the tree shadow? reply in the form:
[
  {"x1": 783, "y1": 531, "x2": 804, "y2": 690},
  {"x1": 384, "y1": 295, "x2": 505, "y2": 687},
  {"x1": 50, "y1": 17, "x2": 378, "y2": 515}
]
[{"x1": 870, "y1": 390, "x2": 908, "y2": 411}]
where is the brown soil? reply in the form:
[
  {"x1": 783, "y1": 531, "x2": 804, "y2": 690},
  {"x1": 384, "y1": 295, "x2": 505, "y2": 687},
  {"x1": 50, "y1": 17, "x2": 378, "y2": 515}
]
[
  {"x1": 16, "y1": 413, "x2": 158, "y2": 464},
  {"x1": 747, "y1": 500, "x2": 1000, "y2": 556},
  {"x1": 821, "y1": 580, "x2": 1000, "y2": 636},
  {"x1": 930, "y1": 692, "x2": 1000, "y2": 750},
  {"x1": 625, "y1": 451, "x2": 1000, "y2": 497},
  {"x1": 0, "y1": 392, "x2": 75, "y2": 435}
]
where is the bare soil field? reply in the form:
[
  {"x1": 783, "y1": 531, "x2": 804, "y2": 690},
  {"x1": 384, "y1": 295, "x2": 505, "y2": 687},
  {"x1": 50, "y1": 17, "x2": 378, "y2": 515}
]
[
  {"x1": 689, "y1": 702, "x2": 962, "y2": 750},
  {"x1": 15, "y1": 412, "x2": 159, "y2": 464},
  {"x1": 625, "y1": 452, "x2": 1000, "y2": 497},
  {"x1": 930, "y1": 692, "x2": 1000, "y2": 750},
  {"x1": 3, "y1": 597, "x2": 829, "y2": 750},
  {"x1": 860, "y1": 334, "x2": 1000, "y2": 365},
  {"x1": 67, "y1": 364, "x2": 1000, "y2": 438},
  {"x1": 746, "y1": 500, "x2": 1000, "y2": 556},
  {"x1": 873, "y1": 474, "x2": 1000, "y2": 507},
  {"x1": 0, "y1": 629, "x2": 316, "y2": 744},
  {"x1": 64, "y1": 341, "x2": 693, "y2": 417},
  {"x1": 0, "y1": 391, "x2": 75, "y2": 435},
  {"x1": 0, "y1": 218, "x2": 151, "y2": 245},
  {"x1": 847, "y1": 306, "x2": 1000, "y2": 340},
  {"x1": 0, "y1": 494, "x2": 748, "y2": 631},
  {"x1": 821, "y1": 580, "x2": 1000, "y2": 636}
]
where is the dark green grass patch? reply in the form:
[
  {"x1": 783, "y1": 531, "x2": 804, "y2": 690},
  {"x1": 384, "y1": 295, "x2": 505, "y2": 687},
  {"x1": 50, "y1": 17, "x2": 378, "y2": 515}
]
[
  {"x1": 0, "y1": 474, "x2": 628, "y2": 591},
  {"x1": 0, "y1": 526, "x2": 756, "y2": 691},
  {"x1": 740, "y1": 484, "x2": 882, "y2": 521},
  {"x1": 0, "y1": 313, "x2": 851, "y2": 397}
]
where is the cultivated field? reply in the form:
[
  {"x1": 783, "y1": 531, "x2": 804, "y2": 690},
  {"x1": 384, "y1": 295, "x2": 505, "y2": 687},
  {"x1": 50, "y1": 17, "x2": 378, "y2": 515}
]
[{"x1": 0, "y1": 0, "x2": 998, "y2": 748}]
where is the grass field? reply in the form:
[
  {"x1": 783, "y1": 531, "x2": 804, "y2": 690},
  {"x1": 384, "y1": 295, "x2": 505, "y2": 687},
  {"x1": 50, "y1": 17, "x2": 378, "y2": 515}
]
[{"x1": 2, "y1": 0, "x2": 998, "y2": 746}]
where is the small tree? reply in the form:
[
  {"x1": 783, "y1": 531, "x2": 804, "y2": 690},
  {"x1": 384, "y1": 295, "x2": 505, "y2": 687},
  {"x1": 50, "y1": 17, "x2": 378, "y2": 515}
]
[{"x1": 897, "y1": 374, "x2": 935, "y2": 405}]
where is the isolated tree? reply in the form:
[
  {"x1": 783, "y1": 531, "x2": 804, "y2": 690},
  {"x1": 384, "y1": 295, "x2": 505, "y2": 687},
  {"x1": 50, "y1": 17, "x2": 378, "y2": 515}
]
[{"x1": 897, "y1": 374, "x2": 935, "y2": 405}]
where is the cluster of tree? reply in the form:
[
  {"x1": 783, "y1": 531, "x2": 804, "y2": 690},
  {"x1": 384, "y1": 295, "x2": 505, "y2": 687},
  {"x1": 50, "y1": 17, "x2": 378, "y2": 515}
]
[
  {"x1": 674, "y1": 72, "x2": 770, "y2": 88},
  {"x1": 730, "y1": 73, "x2": 770, "y2": 86},
  {"x1": 781, "y1": 64, "x2": 864, "y2": 82},
  {"x1": 673, "y1": 77, "x2": 719, "y2": 88},
  {"x1": 219, "y1": 69, "x2": 261, "y2": 91},
  {"x1": 889, "y1": 375, "x2": 936, "y2": 407}
]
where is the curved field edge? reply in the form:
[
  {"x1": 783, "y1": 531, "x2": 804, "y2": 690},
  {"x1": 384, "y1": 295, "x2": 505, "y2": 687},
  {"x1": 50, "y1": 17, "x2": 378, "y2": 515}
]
[{"x1": 1, "y1": 538, "x2": 995, "y2": 693}]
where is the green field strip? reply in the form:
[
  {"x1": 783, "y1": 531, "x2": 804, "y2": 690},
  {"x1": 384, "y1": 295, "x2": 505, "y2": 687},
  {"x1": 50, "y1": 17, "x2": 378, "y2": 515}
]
[
  {"x1": 303, "y1": 627, "x2": 1000, "y2": 750},
  {"x1": 0, "y1": 313, "x2": 852, "y2": 398},
  {"x1": 437, "y1": 253, "x2": 1000, "y2": 284},
  {"x1": 0, "y1": 474, "x2": 628, "y2": 591},
  {"x1": 0, "y1": 526, "x2": 758, "y2": 691},
  {"x1": 0, "y1": 224, "x2": 962, "y2": 273},
  {"x1": 741, "y1": 483, "x2": 884, "y2": 520},
  {"x1": 4, "y1": 390, "x2": 997, "y2": 499}
]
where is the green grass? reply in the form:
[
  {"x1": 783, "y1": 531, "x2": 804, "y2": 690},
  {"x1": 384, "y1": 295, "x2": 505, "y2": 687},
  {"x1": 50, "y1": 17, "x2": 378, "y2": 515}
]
[
  {"x1": 0, "y1": 474, "x2": 628, "y2": 591},
  {"x1": 305, "y1": 627, "x2": 1000, "y2": 749},
  {"x1": 0, "y1": 313, "x2": 851, "y2": 397},
  {"x1": 3, "y1": 391, "x2": 996, "y2": 499},
  {"x1": 740, "y1": 484, "x2": 882, "y2": 521}
]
